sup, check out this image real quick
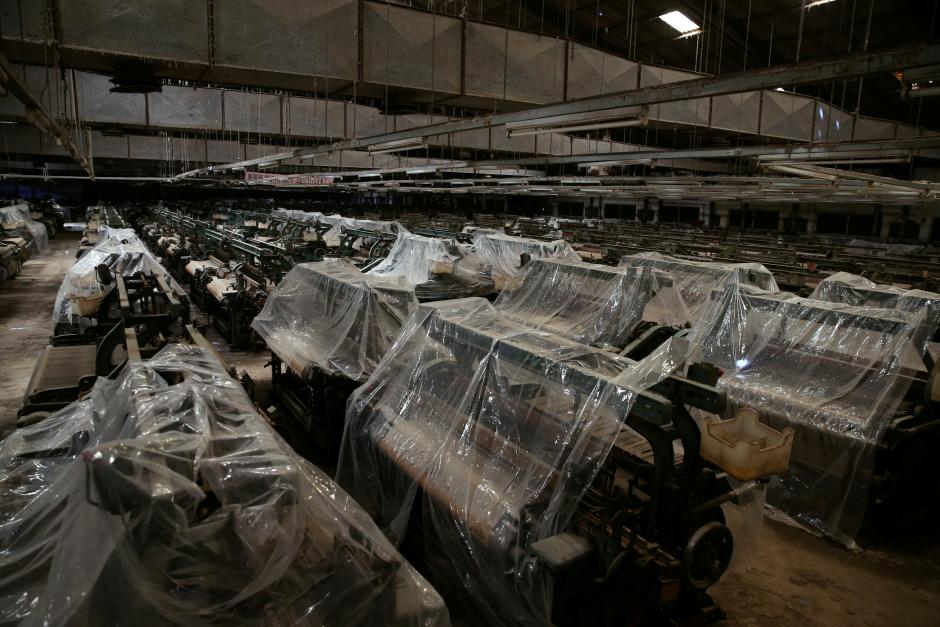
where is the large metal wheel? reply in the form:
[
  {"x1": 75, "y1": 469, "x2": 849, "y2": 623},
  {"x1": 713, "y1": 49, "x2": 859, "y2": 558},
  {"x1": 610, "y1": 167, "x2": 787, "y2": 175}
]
[{"x1": 681, "y1": 521, "x2": 734, "y2": 590}]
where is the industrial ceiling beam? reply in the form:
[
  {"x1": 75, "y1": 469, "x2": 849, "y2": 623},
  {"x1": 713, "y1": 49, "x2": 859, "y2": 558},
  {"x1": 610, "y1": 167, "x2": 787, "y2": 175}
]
[
  {"x1": 422, "y1": 137, "x2": 940, "y2": 170},
  {"x1": 0, "y1": 54, "x2": 94, "y2": 180},
  {"x1": 179, "y1": 43, "x2": 940, "y2": 179}
]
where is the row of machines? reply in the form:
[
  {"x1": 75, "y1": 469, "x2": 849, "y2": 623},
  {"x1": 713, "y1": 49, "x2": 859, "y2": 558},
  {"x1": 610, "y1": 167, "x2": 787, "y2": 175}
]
[
  {"x1": 139, "y1": 205, "x2": 420, "y2": 348},
  {"x1": 507, "y1": 215, "x2": 940, "y2": 293},
  {"x1": 2, "y1": 216, "x2": 452, "y2": 625},
  {"x1": 241, "y1": 210, "x2": 790, "y2": 624},
  {"x1": 358, "y1": 209, "x2": 940, "y2": 293},
  {"x1": 17, "y1": 217, "x2": 194, "y2": 425},
  {"x1": 144, "y1": 203, "x2": 940, "y2": 537},
  {"x1": 252, "y1": 230, "x2": 937, "y2": 623},
  {"x1": 123, "y1": 202, "x2": 939, "y2": 623},
  {"x1": 0, "y1": 201, "x2": 52, "y2": 283}
]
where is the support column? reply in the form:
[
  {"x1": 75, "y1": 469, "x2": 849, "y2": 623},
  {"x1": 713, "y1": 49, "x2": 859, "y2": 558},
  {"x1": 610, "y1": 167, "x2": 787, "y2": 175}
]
[
  {"x1": 918, "y1": 215, "x2": 932, "y2": 242},
  {"x1": 881, "y1": 208, "x2": 898, "y2": 238},
  {"x1": 806, "y1": 209, "x2": 818, "y2": 236},
  {"x1": 717, "y1": 206, "x2": 730, "y2": 228},
  {"x1": 700, "y1": 202, "x2": 712, "y2": 227}
]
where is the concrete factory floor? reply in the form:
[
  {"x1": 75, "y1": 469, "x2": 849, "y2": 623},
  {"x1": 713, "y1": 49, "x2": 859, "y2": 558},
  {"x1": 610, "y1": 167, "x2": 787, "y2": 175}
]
[{"x1": 0, "y1": 234, "x2": 938, "y2": 626}]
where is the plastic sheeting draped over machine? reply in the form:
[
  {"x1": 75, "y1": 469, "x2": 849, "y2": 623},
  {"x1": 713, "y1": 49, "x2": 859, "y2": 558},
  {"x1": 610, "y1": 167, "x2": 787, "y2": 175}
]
[
  {"x1": 0, "y1": 344, "x2": 449, "y2": 627},
  {"x1": 271, "y1": 208, "x2": 343, "y2": 226},
  {"x1": 494, "y1": 257, "x2": 691, "y2": 349},
  {"x1": 368, "y1": 230, "x2": 492, "y2": 301},
  {"x1": 471, "y1": 232, "x2": 581, "y2": 289},
  {"x1": 52, "y1": 227, "x2": 177, "y2": 325},
  {"x1": 337, "y1": 297, "x2": 770, "y2": 626},
  {"x1": 0, "y1": 202, "x2": 50, "y2": 256},
  {"x1": 323, "y1": 217, "x2": 400, "y2": 249},
  {"x1": 619, "y1": 252, "x2": 778, "y2": 318},
  {"x1": 810, "y1": 271, "x2": 940, "y2": 344},
  {"x1": 252, "y1": 260, "x2": 418, "y2": 382},
  {"x1": 690, "y1": 284, "x2": 928, "y2": 546}
]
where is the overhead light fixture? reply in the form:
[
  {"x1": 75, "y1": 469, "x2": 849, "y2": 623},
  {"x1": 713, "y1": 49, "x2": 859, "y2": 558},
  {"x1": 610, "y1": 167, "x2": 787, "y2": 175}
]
[
  {"x1": 367, "y1": 137, "x2": 426, "y2": 155},
  {"x1": 359, "y1": 172, "x2": 381, "y2": 179},
  {"x1": 577, "y1": 158, "x2": 651, "y2": 168},
  {"x1": 506, "y1": 106, "x2": 648, "y2": 137},
  {"x1": 659, "y1": 10, "x2": 700, "y2": 34},
  {"x1": 406, "y1": 168, "x2": 436, "y2": 175},
  {"x1": 806, "y1": 0, "x2": 837, "y2": 9}
]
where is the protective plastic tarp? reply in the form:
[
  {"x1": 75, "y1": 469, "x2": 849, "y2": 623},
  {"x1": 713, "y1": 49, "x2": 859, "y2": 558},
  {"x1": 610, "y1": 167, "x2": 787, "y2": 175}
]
[
  {"x1": 52, "y1": 227, "x2": 176, "y2": 325},
  {"x1": 0, "y1": 202, "x2": 49, "y2": 256},
  {"x1": 323, "y1": 217, "x2": 400, "y2": 249},
  {"x1": 337, "y1": 297, "x2": 657, "y2": 626},
  {"x1": 619, "y1": 252, "x2": 778, "y2": 318},
  {"x1": 0, "y1": 344, "x2": 449, "y2": 627},
  {"x1": 251, "y1": 260, "x2": 418, "y2": 381},
  {"x1": 367, "y1": 231, "x2": 491, "y2": 300},
  {"x1": 691, "y1": 286, "x2": 927, "y2": 546},
  {"x1": 271, "y1": 208, "x2": 343, "y2": 226},
  {"x1": 470, "y1": 232, "x2": 580, "y2": 288},
  {"x1": 810, "y1": 271, "x2": 940, "y2": 347},
  {"x1": 494, "y1": 257, "x2": 691, "y2": 348}
]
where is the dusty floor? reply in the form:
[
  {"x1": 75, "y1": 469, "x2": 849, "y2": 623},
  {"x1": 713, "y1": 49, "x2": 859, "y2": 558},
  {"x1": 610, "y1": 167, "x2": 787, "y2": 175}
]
[
  {"x1": 0, "y1": 235, "x2": 80, "y2": 434},
  {"x1": 0, "y1": 233, "x2": 938, "y2": 626},
  {"x1": 713, "y1": 520, "x2": 940, "y2": 627}
]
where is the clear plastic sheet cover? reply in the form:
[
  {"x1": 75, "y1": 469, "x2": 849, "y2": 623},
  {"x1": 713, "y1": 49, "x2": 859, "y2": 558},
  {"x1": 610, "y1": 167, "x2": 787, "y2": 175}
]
[
  {"x1": 367, "y1": 231, "x2": 460, "y2": 286},
  {"x1": 619, "y1": 252, "x2": 779, "y2": 318},
  {"x1": 251, "y1": 259, "x2": 419, "y2": 381},
  {"x1": 494, "y1": 257, "x2": 691, "y2": 349},
  {"x1": 52, "y1": 227, "x2": 177, "y2": 325},
  {"x1": 323, "y1": 217, "x2": 400, "y2": 248},
  {"x1": 690, "y1": 285, "x2": 927, "y2": 546},
  {"x1": 810, "y1": 271, "x2": 940, "y2": 347},
  {"x1": 367, "y1": 231, "x2": 491, "y2": 300},
  {"x1": 470, "y1": 232, "x2": 580, "y2": 288},
  {"x1": 0, "y1": 203, "x2": 49, "y2": 255},
  {"x1": 337, "y1": 297, "x2": 657, "y2": 626},
  {"x1": 271, "y1": 208, "x2": 343, "y2": 226},
  {"x1": 0, "y1": 344, "x2": 449, "y2": 627}
]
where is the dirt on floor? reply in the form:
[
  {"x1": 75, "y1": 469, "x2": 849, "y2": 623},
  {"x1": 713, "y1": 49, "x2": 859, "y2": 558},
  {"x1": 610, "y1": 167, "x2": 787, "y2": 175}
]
[
  {"x1": 713, "y1": 518, "x2": 940, "y2": 627},
  {"x1": 0, "y1": 235, "x2": 80, "y2": 436},
  {"x1": 0, "y1": 233, "x2": 938, "y2": 626}
]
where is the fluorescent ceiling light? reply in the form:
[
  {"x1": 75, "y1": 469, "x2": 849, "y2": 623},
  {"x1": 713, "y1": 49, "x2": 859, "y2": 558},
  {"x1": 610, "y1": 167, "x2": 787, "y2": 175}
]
[
  {"x1": 406, "y1": 168, "x2": 435, "y2": 175},
  {"x1": 506, "y1": 106, "x2": 647, "y2": 137},
  {"x1": 659, "y1": 11, "x2": 699, "y2": 34},
  {"x1": 806, "y1": 0, "x2": 837, "y2": 9},
  {"x1": 367, "y1": 137, "x2": 426, "y2": 155},
  {"x1": 508, "y1": 118, "x2": 646, "y2": 137}
]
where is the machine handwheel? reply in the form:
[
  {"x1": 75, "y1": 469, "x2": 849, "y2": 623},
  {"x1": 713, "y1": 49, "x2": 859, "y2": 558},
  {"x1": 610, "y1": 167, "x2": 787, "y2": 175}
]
[{"x1": 681, "y1": 521, "x2": 734, "y2": 590}]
